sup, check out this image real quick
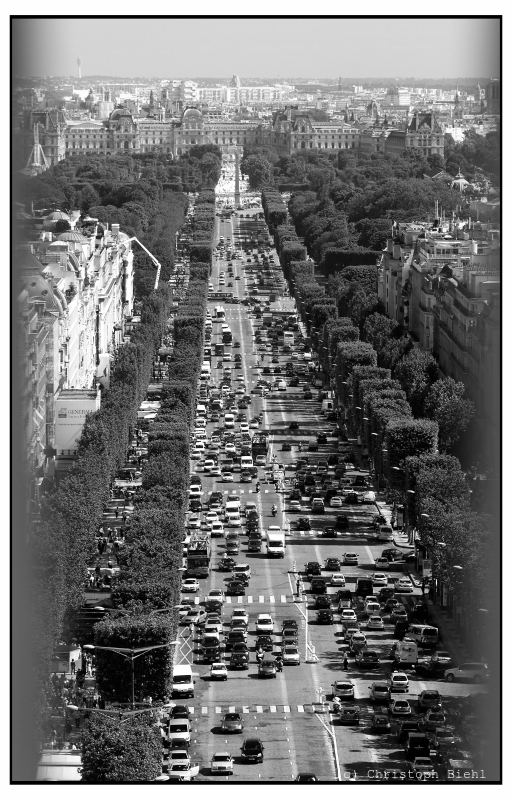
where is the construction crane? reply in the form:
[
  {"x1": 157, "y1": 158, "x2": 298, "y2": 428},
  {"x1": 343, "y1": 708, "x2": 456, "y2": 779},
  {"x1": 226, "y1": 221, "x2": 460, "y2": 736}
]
[{"x1": 121, "y1": 237, "x2": 162, "y2": 290}]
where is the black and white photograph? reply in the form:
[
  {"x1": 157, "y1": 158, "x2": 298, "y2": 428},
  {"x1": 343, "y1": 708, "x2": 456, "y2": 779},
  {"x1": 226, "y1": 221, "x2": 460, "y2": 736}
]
[{"x1": 11, "y1": 10, "x2": 501, "y2": 784}]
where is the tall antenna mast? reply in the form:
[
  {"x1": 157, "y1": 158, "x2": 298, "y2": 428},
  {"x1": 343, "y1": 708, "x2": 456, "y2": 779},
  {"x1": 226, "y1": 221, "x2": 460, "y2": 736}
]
[{"x1": 77, "y1": 57, "x2": 82, "y2": 80}]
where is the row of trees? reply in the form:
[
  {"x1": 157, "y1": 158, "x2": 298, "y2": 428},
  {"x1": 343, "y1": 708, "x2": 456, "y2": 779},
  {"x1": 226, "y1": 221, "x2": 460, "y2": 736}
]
[{"x1": 265, "y1": 186, "x2": 492, "y2": 627}]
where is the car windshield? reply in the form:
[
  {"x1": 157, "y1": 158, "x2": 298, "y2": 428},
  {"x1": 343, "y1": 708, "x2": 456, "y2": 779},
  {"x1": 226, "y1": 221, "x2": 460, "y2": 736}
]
[{"x1": 225, "y1": 714, "x2": 240, "y2": 721}]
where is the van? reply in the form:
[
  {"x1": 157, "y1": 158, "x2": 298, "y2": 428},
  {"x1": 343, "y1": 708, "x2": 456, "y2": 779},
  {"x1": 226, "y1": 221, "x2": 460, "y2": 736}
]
[
  {"x1": 240, "y1": 455, "x2": 253, "y2": 469},
  {"x1": 356, "y1": 578, "x2": 374, "y2": 598},
  {"x1": 377, "y1": 525, "x2": 393, "y2": 542},
  {"x1": 172, "y1": 664, "x2": 195, "y2": 698},
  {"x1": 337, "y1": 590, "x2": 353, "y2": 609},
  {"x1": 226, "y1": 499, "x2": 241, "y2": 514},
  {"x1": 394, "y1": 640, "x2": 419, "y2": 665},
  {"x1": 408, "y1": 625, "x2": 439, "y2": 647}
]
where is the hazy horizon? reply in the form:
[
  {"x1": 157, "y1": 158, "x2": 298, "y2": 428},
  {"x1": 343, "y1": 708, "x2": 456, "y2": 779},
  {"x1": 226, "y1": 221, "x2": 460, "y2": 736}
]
[{"x1": 12, "y1": 17, "x2": 501, "y2": 81}]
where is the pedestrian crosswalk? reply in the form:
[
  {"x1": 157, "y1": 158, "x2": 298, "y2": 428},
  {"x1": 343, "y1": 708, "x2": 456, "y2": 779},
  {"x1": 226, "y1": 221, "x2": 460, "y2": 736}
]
[
  {"x1": 194, "y1": 594, "x2": 296, "y2": 605},
  {"x1": 166, "y1": 704, "x2": 330, "y2": 715}
]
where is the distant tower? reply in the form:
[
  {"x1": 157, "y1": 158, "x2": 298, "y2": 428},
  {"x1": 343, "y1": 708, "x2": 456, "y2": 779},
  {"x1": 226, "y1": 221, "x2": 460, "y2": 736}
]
[
  {"x1": 77, "y1": 57, "x2": 82, "y2": 80},
  {"x1": 22, "y1": 123, "x2": 50, "y2": 176},
  {"x1": 338, "y1": 76, "x2": 342, "y2": 91}
]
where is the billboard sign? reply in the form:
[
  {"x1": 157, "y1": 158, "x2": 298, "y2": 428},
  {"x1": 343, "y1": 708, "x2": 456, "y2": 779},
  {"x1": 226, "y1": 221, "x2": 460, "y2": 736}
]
[{"x1": 55, "y1": 390, "x2": 101, "y2": 454}]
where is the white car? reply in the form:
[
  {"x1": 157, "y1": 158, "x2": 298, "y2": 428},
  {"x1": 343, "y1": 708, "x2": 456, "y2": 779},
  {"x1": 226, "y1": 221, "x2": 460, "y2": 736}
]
[
  {"x1": 210, "y1": 466, "x2": 222, "y2": 477},
  {"x1": 340, "y1": 609, "x2": 358, "y2": 623},
  {"x1": 343, "y1": 553, "x2": 359, "y2": 565},
  {"x1": 231, "y1": 609, "x2": 249, "y2": 626},
  {"x1": 181, "y1": 578, "x2": 199, "y2": 593},
  {"x1": 330, "y1": 573, "x2": 346, "y2": 586},
  {"x1": 288, "y1": 500, "x2": 301, "y2": 512},
  {"x1": 374, "y1": 557, "x2": 390, "y2": 570},
  {"x1": 193, "y1": 441, "x2": 206, "y2": 451},
  {"x1": 177, "y1": 603, "x2": 193, "y2": 620},
  {"x1": 232, "y1": 563, "x2": 251, "y2": 578},
  {"x1": 363, "y1": 491, "x2": 376, "y2": 502},
  {"x1": 188, "y1": 485, "x2": 202, "y2": 498},
  {"x1": 203, "y1": 460, "x2": 216, "y2": 473},
  {"x1": 239, "y1": 423, "x2": 250, "y2": 433},
  {"x1": 365, "y1": 601, "x2": 381, "y2": 615},
  {"x1": 256, "y1": 613, "x2": 274, "y2": 633},
  {"x1": 211, "y1": 522, "x2": 224, "y2": 538},
  {"x1": 167, "y1": 749, "x2": 191, "y2": 770},
  {"x1": 330, "y1": 496, "x2": 343, "y2": 508},
  {"x1": 371, "y1": 572, "x2": 388, "y2": 586},
  {"x1": 225, "y1": 443, "x2": 236, "y2": 454},
  {"x1": 205, "y1": 511, "x2": 220, "y2": 523},
  {"x1": 207, "y1": 589, "x2": 225, "y2": 604},
  {"x1": 367, "y1": 615, "x2": 384, "y2": 630},
  {"x1": 210, "y1": 753, "x2": 234, "y2": 775},
  {"x1": 282, "y1": 645, "x2": 300, "y2": 665},
  {"x1": 187, "y1": 515, "x2": 201, "y2": 529},
  {"x1": 390, "y1": 671, "x2": 410, "y2": 692},
  {"x1": 222, "y1": 472, "x2": 234, "y2": 482},
  {"x1": 395, "y1": 577, "x2": 414, "y2": 593},
  {"x1": 277, "y1": 380, "x2": 287, "y2": 391},
  {"x1": 190, "y1": 449, "x2": 202, "y2": 460},
  {"x1": 210, "y1": 662, "x2": 228, "y2": 681},
  {"x1": 168, "y1": 719, "x2": 191, "y2": 744}
]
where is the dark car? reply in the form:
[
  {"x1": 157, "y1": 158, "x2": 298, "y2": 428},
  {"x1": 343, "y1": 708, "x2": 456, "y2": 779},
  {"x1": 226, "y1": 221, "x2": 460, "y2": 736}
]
[
  {"x1": 414, "y1": 660, "x2": 451, "y2": 679},
  {"x1": 397, "y1": 720, "x2": 420, "y2": 744},
  {"x1": 405, "y1": 733, "x2": 431, "y2": 761},
  {"x1": 418, "y1": 690, "x2": 443, "y2": 711},
  {"x1": 297, "y1": 517, "x2": 311, "y2": 531},
  {"x1": 310, "y1": 577, "x2": 328, "y2": 595},
  {"x1": 303, "y1": 390, "x2": 313, "y2": 400},
  {"x1": 295, "y1": 773, "x2": 318, "y2": 782},
  {"x1": 281, "y1": 442, "x2": 292, "y2": 451},
  {"x1": 335, "y1": 514, "x2": 350, "y2": 531},
  {"x1": 226, "y1": 630, "x2": 247, "y2": 649},
  {"x1": 289, "y1": 377, "x2": 299, "y2": 387},
  {"x1": 203, "y1": 646, "x2": 222, "y2": 664},
  {"x1": 314, "y1": 595, "x2": 331, "y2": 610},
  {"x1": 323, "y1": 526, "x2": 337, "y2": 538},
  {"x1": 337, "y1": 706, "x2": 360, "y2": 725},
  {"x1": 355, "y1": 650, "x2": 380, "y2": 668},
  {"x1": 304, "y1": 561, "x2": 322, "y2": 577},
  {"x1": 317, "y1": 433, "x2": 328, "y2": 444},
  {"x1": 372, "y1": 712, "x2": 391, "y2": 733},
  {"x1": 226, "y1": 580, "x2": 246, "y2": 596},
  {"x1": 255, "y1": 635, "x2": 274, "y2": 652},
  {"x1": 289, "y1": 420, "x2": 299, "y2": 431},
  {"x1": 230, "y1": 651, "x2": 249, "y2": 670},
  {"x1": 281, "y1": 618, "x2": 298, "y2": 631},
  {"x1": 325, "y1": 557, "x2": 342, "y2": 571},
  {"x1": 247, "y1": 538, "x2": 262, "y2": 552},
  {"x1": 317, "y1": 609, "x2": 334, "y2": 624},
  {"x1": 370, "y1": 683, "x2": 391, "y2": 704},
  {"x1": 170, "y1": 705, "x2": 190, "y2": 720},
  {"x1": 189, "y1": 499, "x2": 202, "y2": 512},
  {"x1": 219, "y1": 557, "x2": 236, "y2": 571},
  {"x1": 241, "y1": 738, "x2": 264, "y2": 763},
  {"x1": 344, "y1": 491, "x2": 359, "y2": 505}
]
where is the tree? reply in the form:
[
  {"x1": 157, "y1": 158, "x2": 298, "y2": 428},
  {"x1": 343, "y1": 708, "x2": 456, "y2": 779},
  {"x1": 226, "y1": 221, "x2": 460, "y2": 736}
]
[
  {"x1": 80, "y1": 714, "x2": 162, "y2": 783},
  {"x1": 242, "y1": 154, "x2": 274, "y2": 189},
  {"x1": 384, "y1": 418, "x2": 438, "y2": 474},
  {"x1": 393, "y1": 348, "x2": 439, "y2": 416},
  {"x1": 423, "y1": 377, "x2": 475, "y2": 452}
]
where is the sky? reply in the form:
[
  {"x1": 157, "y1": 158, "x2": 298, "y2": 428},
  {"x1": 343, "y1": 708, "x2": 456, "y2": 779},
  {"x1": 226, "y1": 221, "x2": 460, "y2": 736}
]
[{"x1": 12, "y1": 15, "x2": 501, "y2": 80}]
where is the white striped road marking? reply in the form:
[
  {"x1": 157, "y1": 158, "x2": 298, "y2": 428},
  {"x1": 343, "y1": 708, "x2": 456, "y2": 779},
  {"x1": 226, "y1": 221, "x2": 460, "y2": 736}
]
[
  {"x1": 201, "y1": 707, "x2": 208, "y2": 715},
  {"x1": 269, "y1": 595, "x2": 275, "y2": 603},
  {"x1": 188, "y1": 707, "x2": 194, "y2": 713},
  {"x1": 229, "y1": 706, "x2": 236, "y2": 713},
  {"x1": 194, "y1": 597, "x2": 199, "y2": 605},
  {"x1": 256, "y1": 705, "x2": 263, "y2": 713},
  {"x1": 259, "y1": 595, "x2": 265, "y2": 603},
  {"x1": 237, "y1": 595, "x2": 244, "y2": 604},
  {"x1": 297, "y1": 705, "x2": 304, "y2": 713},
  {"x1": 242, "y1": 706, "x2": 250, "y2": 714},
  {"x1": 215, "y1": 706, "x2": 222, "y2": 714},
  {"x1": 264, "y1": 489, "x2": 269, "y2": 493},
  {"x1": 270, "y1": 705, "x2": 277, "y2": 713},
  {"x1": 280, "y1": 594, "x2": 287, "y2": 603},
  {"x1": 225, "y1": 597, "x2": 231, "y2": 604},
  {"x1": 283, "y1": 705, "x2": 290, "y2": 713},
  {"x1": 248, "y1": 596, "x2": 253, "y2": 603}
]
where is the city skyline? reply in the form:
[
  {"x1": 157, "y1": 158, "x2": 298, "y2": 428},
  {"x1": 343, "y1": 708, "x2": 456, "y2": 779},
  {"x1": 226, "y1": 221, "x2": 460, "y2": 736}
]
[{"x1": 13, "y1": 16, "x2": 501, "y2": 81}]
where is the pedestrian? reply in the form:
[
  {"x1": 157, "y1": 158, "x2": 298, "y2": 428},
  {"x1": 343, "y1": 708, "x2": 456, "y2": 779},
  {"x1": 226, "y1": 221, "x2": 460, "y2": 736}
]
[
  {"x1": 122, "y1": 512, "x2": 127, "y2": 524},
  {"x1": 115, "y1": 507, "x2": 119, "y2": 519},
  {"x1": 70, "y1": 659, "x2": 76, "y2": 675},
  {"x1": 343, "y1": 655, "x2": 349, "y2": 671}
]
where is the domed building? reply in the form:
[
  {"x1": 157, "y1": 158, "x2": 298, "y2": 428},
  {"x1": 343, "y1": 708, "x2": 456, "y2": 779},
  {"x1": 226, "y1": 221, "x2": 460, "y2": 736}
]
[{"x1": 451, "y1": 169, "x2": 472, "y2": 192}]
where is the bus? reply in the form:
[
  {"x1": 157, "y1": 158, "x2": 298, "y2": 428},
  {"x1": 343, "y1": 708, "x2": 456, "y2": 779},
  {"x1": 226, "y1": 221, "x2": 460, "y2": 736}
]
[
  {"x1": 214, "y1": 305, "x2": 226, "y2": 321},
  {"x1": 186, "y1": 532, "x2": 211, "y2": 578}
]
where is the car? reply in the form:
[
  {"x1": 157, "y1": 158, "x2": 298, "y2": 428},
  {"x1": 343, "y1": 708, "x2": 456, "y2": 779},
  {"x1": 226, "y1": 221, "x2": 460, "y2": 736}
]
[
  {"x1": 444, "y1": 662, "x2": 489, "y2": 682},
  {"x1": 419, "y1": 708, "x2": 447, "y2": 731},
  {"x1": 221, "y1": 712, "x2": 244, "y2": 733},
  {"x1": 324, "y1": 557, "x2": 342, "y2": 572},
  {"x1": 181, "y1": 577, "x2": 200, "y2": 593},
  {"x1": 417, "y1": 690, "x2": 443, "y2": 711},
  {"x1": 169, "y1": 704, "x2": 190, "y2": 720},
  {"x1": 230, "y1": 609, "x2": 249, "y2": 627},
  {"x1": 355, "y1": 650, "x2": 380, "y2": 668},
  {"x1": 371, "y1": 572, "x2": 388, "y2": 586},
  {"x1": 409, "y1": 757, "x2": 436, "y2": 779},
  {"x1": 335, "y1": 514, "x2": 350, "y2": 531},
  {"x1": 428, "y1": 727, "x2": 461, "y2": 749},
  {"x1": 322, "y1": 526, "x2": 337, "y2": 539},
  {"x1": 207, "y1": 589, "x2": 225, "y2": 604},
  {"x1": 167, "y1": 748, "x2": 191, "y2": 771},
  {"x1": 288, "y1": 500, "x2": 301, "y2": 512},
  {"x1": 210, "y1": 753, "x2": 234, "y2": 775},
  {"x1": 340, "y1": 608, "x2": 358, "y2": 624},
  {"x1": 329, "y1": 496, "x2": 342, "y2": 509},
  {"x1": 390, "y1": 698, "x2": 412, "y2": 716},
  {"x1": 331, "y1": 681, "x2": 355, "y2": 699},
  {"x1": 182, "y1": 608, "x2": 206, "y2": 626},
  {"x1": 304, "y1": 561, "x2": 322, "y2": 577},
  {"x1": 349, "y1": 632, "x2": 367, "y2": 653},
  {"x1": 289, "y1": 421, "x2": 299, "y2": 431},
  {"x1": 343, "y1": 553, "x2": 359, "y2": 566},
  {"x1": 369, "y1": 682, "x2": 391, "y2": 704},
  {"x1": 230, "y1": 651, "x2": 249, "y2": 670},
  {"x1": 336, "y1": 706, "x2": 360, "y2": 725},
  {"x1": 295, "y1": 774, "x2": 318, "y2": 782},
  {"x1": 395, "y1": 577, "x2": 414, "y2": 593},
  {"x1": 226, "y1": 580, "x2": 245, "y2": 596},
  {"x1": 367, "y1": 615, "x2": 385, "y2": 631},
  {"x1": 241, "y1": 738, "x2": 264, "y2": 763},
  {"x1": 281, "y1": 441, "x2": 292, "y2": 451},
  {"x1": 316, "y1": 609, "x2": 334, "y2": 624},
  {"x1": 209, "y1": 662, "x2": 228, "y2": 681},
  {"x1": 282, "y1": 645, "x2": 301, "y2": 665},
  {"x1": 256, "y1": 613, "x2": 274, "y2": 633},
  {"x1": 314, "y1": 594, "x2": 331, "y2": 610},
  {"x1": 168, "y1": 719, "x2": 191, "y2": 744},
  {"x1": 218, "y1": 556, "x2": 236, "y2": 571},
  {"x1": 368, "y1": 710, "x2": 391, "y2": 734},
  {"x1": 330, "y1": 573, "x2": 346, "y2": 587},
  {"x1": 430, "y1": 650, "x2": 456, "y2": 668},
  {"x1": 296, "y1": 516, "x2": 311, "y2": 531},
  {"x1": 281, "y1": 629, "x2": 299, "y2": 646},
  {"x1": 390, "y1": 671, "x2": 410, "y2": 693}
]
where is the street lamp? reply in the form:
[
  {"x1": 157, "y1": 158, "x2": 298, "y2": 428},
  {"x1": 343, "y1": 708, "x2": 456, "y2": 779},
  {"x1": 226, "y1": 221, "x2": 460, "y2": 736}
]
[{"x1": 83, "y1": 641, "x2": 178, "y2": 709}]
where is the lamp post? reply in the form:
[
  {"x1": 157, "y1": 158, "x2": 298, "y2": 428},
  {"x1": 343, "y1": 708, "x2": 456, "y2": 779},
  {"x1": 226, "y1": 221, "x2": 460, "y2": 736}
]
[{"x1": 83, "y1": 641, "x2": 178, "y2": 710}]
